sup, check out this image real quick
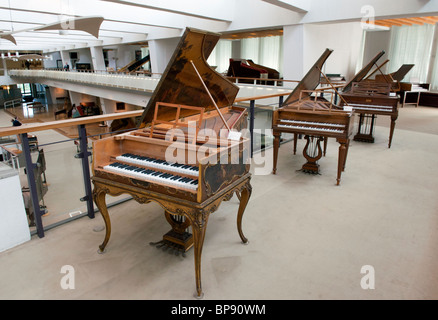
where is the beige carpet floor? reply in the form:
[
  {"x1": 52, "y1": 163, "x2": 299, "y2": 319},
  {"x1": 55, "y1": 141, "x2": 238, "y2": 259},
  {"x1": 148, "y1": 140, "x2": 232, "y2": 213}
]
[{"x1": 0, "y1": 105, "x2": 437, "y2": 300}]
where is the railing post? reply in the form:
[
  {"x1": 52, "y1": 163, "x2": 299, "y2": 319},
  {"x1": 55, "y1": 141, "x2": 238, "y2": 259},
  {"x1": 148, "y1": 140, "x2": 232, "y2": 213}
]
[
  {"x1": 20, "y1": 133, "x2": 45, "y2": 238},
  {"x1": 249, "y1": 99, "x2": 255, "y2": 158},
  {"x1": 279, "y1": 95, "x2": 284, "y2": 107},
  {"x1": 76, "y1": 124, "x2": 95, "y2": 219}
]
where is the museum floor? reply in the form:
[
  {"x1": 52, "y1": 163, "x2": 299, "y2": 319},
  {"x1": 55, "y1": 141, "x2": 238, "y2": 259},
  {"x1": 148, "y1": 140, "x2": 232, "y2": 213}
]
[{"x1": 0, "y1": 103, "x2": 437, "y2": 300}]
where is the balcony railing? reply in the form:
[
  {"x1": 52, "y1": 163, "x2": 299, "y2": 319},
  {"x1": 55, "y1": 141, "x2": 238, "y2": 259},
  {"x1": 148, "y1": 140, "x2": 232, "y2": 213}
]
[{"x1": 0, "y1": 91, "x2": 291, "y2": 241}]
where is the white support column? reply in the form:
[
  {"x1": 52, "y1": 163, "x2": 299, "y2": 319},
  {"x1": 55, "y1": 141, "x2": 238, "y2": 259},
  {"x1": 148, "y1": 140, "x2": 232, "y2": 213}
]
[
  {"x1": 148, "y1": 37, "x2": 180, "y2": 76},
  {"x1": 90, "y1": 46, "x2": 106, "y2": 71},
  {"x1": 60, "y1": 50, "x2": 70, "y2": 69},
  {"x1": 2, "y1": 58, "x2": 8, "y2": 76},
  {"x1": 282, "y1": 24, "x2": 305, "y2": 84}
]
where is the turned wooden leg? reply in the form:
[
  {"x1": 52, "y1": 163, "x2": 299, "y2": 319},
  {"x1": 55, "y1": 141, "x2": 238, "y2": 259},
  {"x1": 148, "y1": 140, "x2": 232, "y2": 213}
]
[
  {"x1": 237, "y1": 182, "x2": 252, "y2": 244},
  {"x1": 272, "y1": 132, "x2": 281, "y2": 174},
  {"x1": 388, "y1": 116, "x2": 397, "y2": 148},
  {"x1": 343, "y1": 139, "x2": 350, "y2": 171},
  {"x1": 336, "y1": 140, "x2": 347, "y2": 186},
  {"x1": 293, "y1": 133, "x2": 298, "y2": 155},
  {"x1": 93, "y1": 186, "x2": 111, "y2": 253}
]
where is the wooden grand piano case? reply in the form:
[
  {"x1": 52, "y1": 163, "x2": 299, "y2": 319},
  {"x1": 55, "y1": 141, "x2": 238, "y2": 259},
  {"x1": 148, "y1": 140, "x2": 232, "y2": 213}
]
[
  {"x1": 340, "y1": 51, "x2": 399, "y2": 148},
  {"x1": 272, "y1": 49, "x2": 355, "y2": 185},
  {"x1": 91, "y1": 28, "x2": 252, "y2": 298}
]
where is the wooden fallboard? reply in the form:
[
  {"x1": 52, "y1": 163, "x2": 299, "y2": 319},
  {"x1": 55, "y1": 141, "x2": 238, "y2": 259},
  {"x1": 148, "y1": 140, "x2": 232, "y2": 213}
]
[
  {"x1": 273, "y1": 108, "x2": 354, "y2": 139},
  {"x1": 340, "y1": 93, "x2": 398, "y2": 115}
]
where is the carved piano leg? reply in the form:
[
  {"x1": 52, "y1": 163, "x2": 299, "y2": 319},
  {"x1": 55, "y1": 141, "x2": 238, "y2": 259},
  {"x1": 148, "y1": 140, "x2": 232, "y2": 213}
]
[
  {"x1": 186, "y1": 208, "x2": 210, "y2": 299},
  {"x1": 323, "y1": 137, "x2": 328, "y2": 157},
  {"x1": 92, "y1": 186, "x2": 111, "y2": 253},
  {"x1": 336, "y1": 139, "x2": 348, "y2": 186},
  {"x1": 272, "y1": 132, "x2": 281, "y2": 174},
  {"x1": 388, "y1": 115, "x2": 397, "y2": 148},
  {"x1": 237, "y1": 181, "x2": 252, "y2": 244}
]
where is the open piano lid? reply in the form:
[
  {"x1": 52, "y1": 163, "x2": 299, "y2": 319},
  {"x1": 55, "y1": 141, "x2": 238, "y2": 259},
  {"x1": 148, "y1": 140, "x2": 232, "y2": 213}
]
[
  {"x1": 282, "y1": 48, "x2": 333, "y2": 107},
  {"x1": 343, "y1": 50, "x2": 385, "y2": 93},
  {"x1": 392, "y1": 64, "x2": 415, "y2": 81},
  {"x1": 137, "y1": 28, "x2": 239, "y2": 128}
]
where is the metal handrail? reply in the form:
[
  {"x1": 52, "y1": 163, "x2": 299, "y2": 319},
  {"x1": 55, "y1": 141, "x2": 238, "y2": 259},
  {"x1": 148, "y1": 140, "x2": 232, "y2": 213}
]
[{"x1": 4, "y1": 98, "x2": 22, "y2": 109}]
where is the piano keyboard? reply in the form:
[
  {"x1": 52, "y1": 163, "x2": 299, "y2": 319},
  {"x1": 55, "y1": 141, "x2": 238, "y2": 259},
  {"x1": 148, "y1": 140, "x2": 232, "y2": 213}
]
[
  {"x1": 347, "y1": 103, "x2": 394, "y2": 112},
  {"x1": 277, "y1": 119, "x2": 345, "y2": 133},
  {"x1": 104, "y1": 162, "x2": 199, "y2": 191},
  {"x1": 116, "y1": 153, "x2": 199, "y2": 177}
]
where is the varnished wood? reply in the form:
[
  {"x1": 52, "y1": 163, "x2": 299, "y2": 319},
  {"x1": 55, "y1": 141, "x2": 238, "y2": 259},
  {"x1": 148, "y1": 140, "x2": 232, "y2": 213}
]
[
  {"x1": 0, "y1": 110, "x2": 144, "y2": 138},
  {"x1": 92, "y1": 173, "x2": 251, "y2": 298},
  {"x1": 91, "y1": 28, "x2": 252, "y2": 298},
  {"x1": 272, "y1": 49, "x2": 354, "y2": 185},
  {"x1": 340, "y1": 84, "x2": 399, "y2": 148}
]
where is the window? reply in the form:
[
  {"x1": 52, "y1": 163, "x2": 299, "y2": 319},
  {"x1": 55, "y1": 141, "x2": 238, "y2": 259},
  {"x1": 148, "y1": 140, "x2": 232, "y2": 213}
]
[
  {"x1": 207, "y1": 39, "x2": 232, "y2": 74},
  {"x1": 17, "y1": 83, "x2": 32, "y2": 95},
  {"x1": 387, "y1": 24, "x2": 435, "y2": 83},
  {"x1": 241, "y1": 36, "x2": 283, "y2": 76}
]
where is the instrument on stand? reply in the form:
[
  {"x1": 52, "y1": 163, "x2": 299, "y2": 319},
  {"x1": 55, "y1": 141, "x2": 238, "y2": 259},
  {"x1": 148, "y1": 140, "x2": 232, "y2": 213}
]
[
  {"x1": 91, "y1": 28, "x2": 252, "y2": 298},
  {"x1": 272, "y1": 49, "x2": 355, "y2": 185},
  {"x1": 340, "y1": 51, "x2": 399, "y2": 148}
]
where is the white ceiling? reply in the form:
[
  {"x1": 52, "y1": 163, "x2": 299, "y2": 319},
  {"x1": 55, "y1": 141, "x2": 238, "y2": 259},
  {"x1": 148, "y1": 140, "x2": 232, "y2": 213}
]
[{"x1": 0, "y1": 0, "x2": 437, "y2": 52}]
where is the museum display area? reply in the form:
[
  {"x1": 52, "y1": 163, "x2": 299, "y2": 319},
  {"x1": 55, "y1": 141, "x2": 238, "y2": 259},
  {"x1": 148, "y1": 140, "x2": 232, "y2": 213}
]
[{"x1": 0, "y1": 0, "x2": 438, "y2": 308}]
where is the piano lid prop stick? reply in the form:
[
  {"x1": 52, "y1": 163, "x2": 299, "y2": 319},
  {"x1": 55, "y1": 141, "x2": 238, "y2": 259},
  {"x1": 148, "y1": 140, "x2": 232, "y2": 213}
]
[
  {"x1": 317, "y1": 66, "x2": 350, "y2": 108},
  {"x1": 189, "y1": 60, "x2": 241, "y2": 141},
  {"x1": 364, "y1": 59, "x2": 390, "y2": 81}
]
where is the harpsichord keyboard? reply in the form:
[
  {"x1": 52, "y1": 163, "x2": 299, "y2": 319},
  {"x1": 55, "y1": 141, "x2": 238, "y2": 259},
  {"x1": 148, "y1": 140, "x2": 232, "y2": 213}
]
[
  {"x1": 104, "y1": 161, "x2": 199, "y2": 191},
  {"x1": 276, "y1": 119, "x2": 346, "y2": 134}
]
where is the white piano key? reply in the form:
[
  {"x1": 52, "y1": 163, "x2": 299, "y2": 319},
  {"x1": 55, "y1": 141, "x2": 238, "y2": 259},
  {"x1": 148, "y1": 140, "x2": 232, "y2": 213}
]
[
  {"x1": 279, "y1": 119, "x2": 346, "y2": 128},
  {"x1": 277, "y1": 123, "x2": 344, "y2": 133},
  {"x1": 104, "y1": 162, "x2": 198, "y2": 191},
  {"x1": 116, "y1": 153, "x2": 199, "y2": 177}
]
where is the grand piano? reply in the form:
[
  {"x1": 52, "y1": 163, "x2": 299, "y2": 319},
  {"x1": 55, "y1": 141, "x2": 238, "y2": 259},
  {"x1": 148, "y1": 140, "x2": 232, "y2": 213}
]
[
  {"x1": 91, "y1": 28, "x2": 252, "y2": 298},
  {"x1": 374, "y1": 63, "x2": 415, "y2": 92},
  {"x1": 227, "y1": 58, "x2": 281, "y2": 85},
  {"x1": 339, "y1": 51, "x2": 399, "y2": 148},
  {"x1": 272, "y1": 49, "x2": 355, "y2": 186}
]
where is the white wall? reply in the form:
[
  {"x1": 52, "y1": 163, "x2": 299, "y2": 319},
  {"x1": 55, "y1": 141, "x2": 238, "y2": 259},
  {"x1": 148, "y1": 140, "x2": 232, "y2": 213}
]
[
  {"x1": 116, "y1": 44, "x2": 142, "y2": 70},
  {"x1": 283, "y1": 24, "x2": 305, "y2": 82},
  {"x1": 362, "y1": 30, "x2": 390, "y2": 75},
  {"x1": 303, "y1": 22, "x2": 364, "y2": 80},
  {"x1": 148, "y1": 37, "x2": 180, "y2": 75},
  {"x1": 304, "y1": 0, "x2": 438, "y2": 24},
  {"x1": 0, "y1": 168, "x2": 30, "y2": 253},
  {"x1": 283, "y1": 21, "x2": 364, "y2": 82},
  {"x1": 43, "y1": 51, "x2": 62, "y2": 69}
]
